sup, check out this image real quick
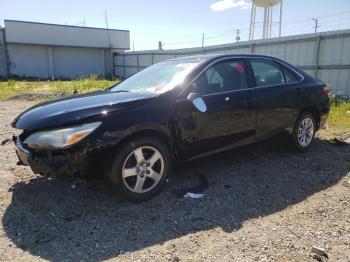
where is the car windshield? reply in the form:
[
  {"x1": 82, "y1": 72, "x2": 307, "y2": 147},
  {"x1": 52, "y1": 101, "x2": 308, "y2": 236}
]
[{"x1": 111, "y1": 61, "x2": 199, "y2": 93}]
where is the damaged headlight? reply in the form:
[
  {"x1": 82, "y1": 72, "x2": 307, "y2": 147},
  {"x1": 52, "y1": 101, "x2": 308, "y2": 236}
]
[{"x1": 24, "y1": 122, "x2": 101, "y2": 149}]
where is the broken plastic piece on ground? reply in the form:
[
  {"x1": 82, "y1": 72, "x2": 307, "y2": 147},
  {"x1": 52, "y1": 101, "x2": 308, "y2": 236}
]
[
  {"x1": 171, "y1": 173, "x2": 209, "y2": 197},
  {"x1": 1, "y1": 138, "x2": 11, "y2": 146},
  {"x1": 184, "y1": 192, "x2": 205, "y2": 199},
  {"x1": 311, "y1": 246, "x2": 328, "y2": 259},
  {"x1": 16, "y1": 160, "x2": 26, "y2": 166},
  {"x1": 329, "y1": 136, "x2": 350, "y2": 146}
]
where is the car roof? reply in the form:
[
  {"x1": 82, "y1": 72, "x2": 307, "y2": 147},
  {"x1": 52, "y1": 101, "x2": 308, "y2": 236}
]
[
  {"x1": 167, "y1": 53, "x2": 280, "y2": 63},
  {"x1": 166, "y1": 53, "x2": 304, "y2": 75}
]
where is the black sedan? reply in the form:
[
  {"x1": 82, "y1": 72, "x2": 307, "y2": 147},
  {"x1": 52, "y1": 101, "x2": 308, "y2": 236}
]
[{"x1": 12, "y1": 54, "x2": 330, "y2": 201}]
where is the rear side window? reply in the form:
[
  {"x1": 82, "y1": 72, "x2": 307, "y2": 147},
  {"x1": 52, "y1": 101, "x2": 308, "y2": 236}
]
[
  {"x1": 281, "y1": 65, "x2": 301, "y2": 83},
  {"x1": 193, "y1": 60, "x2": 248, "y2": 95},
  {"x1": 250, "y1": 59, "x2": 285, "y2": 87}
]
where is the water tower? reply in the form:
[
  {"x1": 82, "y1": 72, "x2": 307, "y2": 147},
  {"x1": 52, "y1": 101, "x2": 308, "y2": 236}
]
[{"x1": 249, "y1": 0, "x2": 283, "y2": 40}]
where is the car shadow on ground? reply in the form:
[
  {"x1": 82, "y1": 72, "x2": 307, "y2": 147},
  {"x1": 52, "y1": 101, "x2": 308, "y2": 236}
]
[{"x1": 2, "y1": 135, "x2": 349, "y2": 261}]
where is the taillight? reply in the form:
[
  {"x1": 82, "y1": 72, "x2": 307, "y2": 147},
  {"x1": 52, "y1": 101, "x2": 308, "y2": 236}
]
[{"x1": 322, "y1": 85, "x2": 330, "y2": 95}]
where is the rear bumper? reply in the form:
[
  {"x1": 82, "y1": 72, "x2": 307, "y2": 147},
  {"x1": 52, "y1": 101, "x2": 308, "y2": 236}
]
[{"x1": 14, "y1": 136, "x2": 90, "y2": 177}]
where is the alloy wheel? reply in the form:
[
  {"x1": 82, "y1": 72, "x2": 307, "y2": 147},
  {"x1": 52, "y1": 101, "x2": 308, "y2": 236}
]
[
  {"x1": 121, "y1": 146, "x2": 164, "y2": 194},
  {"x1": 297, "y1": 117, "x2": 314, "y2": 147}
]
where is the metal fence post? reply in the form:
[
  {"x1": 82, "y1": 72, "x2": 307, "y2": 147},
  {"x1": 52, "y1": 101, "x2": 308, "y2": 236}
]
[
  {"x1": 123, "y1": 54, "x2": 126, "y2": 79},
  {"x1": 250, "y1": 44, "x2": 255, "y2": 54},
  {"x1": 136, "y1": 54, "x2": 139, "y2": 72},
  {"x1": 112, "y1": 52, "x2": 116, "y2": 78},
  {"x1": 151, "y1": 53, "x2": 154, "y2": 65},
  {"x1": 314, "y1": 35, "x2": 321, "y2": 78},
  {"x1": 0, "y1": 29, "x2": 10, "y2": 78},
  {"x1": 47, "y1": 47, "x2": 55, "y2": 80}
]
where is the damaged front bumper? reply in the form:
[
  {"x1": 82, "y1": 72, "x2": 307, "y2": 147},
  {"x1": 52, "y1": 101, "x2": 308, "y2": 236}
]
[{"x1": 14, "y1": 136, "x2": 93, "y2": 177}]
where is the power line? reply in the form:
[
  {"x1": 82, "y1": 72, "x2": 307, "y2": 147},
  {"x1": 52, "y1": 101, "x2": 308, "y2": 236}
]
[
  {"x1": 133, "y1": 10, "x2": 350, "y2": 50},
  {"x1": 71, "y1": 20, "x2": 85, "y2": 26},
  {"x1": 161, "y1": 15, "x2": 339, "y2": 46},
  {"x1": 282, "y1": 10, "x2": 350, "y2": 25}
]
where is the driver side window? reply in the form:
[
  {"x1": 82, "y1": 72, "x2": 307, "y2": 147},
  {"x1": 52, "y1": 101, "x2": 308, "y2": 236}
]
[{"x1": 192, "y1": 60, "x2": 248, "y2": 95}]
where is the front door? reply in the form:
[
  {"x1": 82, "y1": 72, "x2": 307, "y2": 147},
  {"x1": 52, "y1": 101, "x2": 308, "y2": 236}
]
[{"x1": 176, "y1": 59, "x2": 256, "y2": 159}]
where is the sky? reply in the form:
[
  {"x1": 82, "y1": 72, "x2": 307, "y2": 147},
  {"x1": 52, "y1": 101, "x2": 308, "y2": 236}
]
[{"x1": 0, "y1": 0, "x2": 349, "y2": 50}]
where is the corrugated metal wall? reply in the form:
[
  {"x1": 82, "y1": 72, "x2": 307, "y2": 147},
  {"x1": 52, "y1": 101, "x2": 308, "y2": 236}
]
[
  {"x1": 114, "y1": 30, "x2": 350, "y2": 96},
  {"x1": 6, "y1": 44, "x2": 113, "y2": 79}
]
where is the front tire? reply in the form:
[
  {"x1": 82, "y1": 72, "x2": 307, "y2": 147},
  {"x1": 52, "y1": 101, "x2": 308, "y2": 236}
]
[
  {"x1": 106, "y1": 137, "x2": 171, "y2": 202},
  {"x1": 291, "y1": 112, "x2": 316, "y2": 151}
]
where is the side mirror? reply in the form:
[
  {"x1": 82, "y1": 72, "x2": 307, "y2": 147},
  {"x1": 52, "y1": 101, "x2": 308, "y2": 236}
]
[{"x1": 187, "y1": 93, "x2": 207, "y2": 113}]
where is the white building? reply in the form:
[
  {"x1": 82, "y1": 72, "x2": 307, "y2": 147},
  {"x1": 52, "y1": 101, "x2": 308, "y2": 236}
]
[{"x1": 1, "y1": 20, "x2": 130, "y2": 79}]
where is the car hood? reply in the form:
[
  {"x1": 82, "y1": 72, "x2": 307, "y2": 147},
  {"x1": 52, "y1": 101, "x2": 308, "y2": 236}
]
[{"x1": 12, "y1": 90, "x2": 157, "y2": 131}]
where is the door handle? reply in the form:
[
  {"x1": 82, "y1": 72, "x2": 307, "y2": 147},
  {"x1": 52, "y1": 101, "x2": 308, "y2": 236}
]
[{"x1": 225, "y1": 97, "x2": 230, "y2": 101}]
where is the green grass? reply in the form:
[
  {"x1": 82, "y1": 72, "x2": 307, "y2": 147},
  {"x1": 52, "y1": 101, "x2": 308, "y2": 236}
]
[
  {"x1": 0, "y1": 76, "x2": 118, "y2": 100},
  {"x1": 327, "y1": 101, "x2": 350, "y2": 131}
]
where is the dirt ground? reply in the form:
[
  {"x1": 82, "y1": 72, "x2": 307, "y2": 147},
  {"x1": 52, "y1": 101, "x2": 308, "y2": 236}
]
[{"x1": 0, "y1": 100, "x2": 349, "y2": 262}]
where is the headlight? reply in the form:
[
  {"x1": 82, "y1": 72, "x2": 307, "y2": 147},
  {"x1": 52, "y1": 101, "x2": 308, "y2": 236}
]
[{"x1": 24, "y1": 122, "x2": 101, "y2": 149}]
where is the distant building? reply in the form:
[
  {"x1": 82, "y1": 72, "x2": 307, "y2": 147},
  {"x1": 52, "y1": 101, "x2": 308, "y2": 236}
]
[{"x1": 0, "y1": 20, "x2": 130, "y2": 79}]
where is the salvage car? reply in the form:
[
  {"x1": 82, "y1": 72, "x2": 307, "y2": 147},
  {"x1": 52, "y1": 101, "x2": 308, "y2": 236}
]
[{"x1": 12, "y1": 54, "x2": 330, "y2": 201}]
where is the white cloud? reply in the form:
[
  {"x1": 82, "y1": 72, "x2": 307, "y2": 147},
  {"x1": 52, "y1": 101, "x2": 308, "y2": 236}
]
[{"x1": 210, "y1": 0, "x2": 251, "y2": 11}]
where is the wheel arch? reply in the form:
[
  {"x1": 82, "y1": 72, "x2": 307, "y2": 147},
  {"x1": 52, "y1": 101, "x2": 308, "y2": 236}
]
[
  {"x1": 119, "y1": 129, "x2": 177, "y2": 155},
  {"x1": 99, "y1": 127, "x2": 179, "y2": 168},
  {"x1": 299, "y1": 106, "x2": 321, "y2": 130}
]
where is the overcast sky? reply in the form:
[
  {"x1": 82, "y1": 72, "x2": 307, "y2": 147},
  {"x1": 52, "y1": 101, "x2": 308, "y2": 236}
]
[{"x1": 0, "y1": 0, "x2": 349, "y2": 50}]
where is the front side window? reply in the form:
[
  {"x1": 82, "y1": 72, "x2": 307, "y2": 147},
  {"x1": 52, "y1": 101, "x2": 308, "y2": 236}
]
[
  {"x1": 250, "y1": 59, "x2": 285, "y2": 87},
  {"x1": 192, "y1": 60, "x2": 248, "y2": 95}
]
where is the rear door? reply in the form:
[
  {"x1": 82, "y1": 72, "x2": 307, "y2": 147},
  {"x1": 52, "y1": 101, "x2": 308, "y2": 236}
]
[
  {"x1": 248, "y1": 58, "x2": 303, "y2": 141},
  {"x1": 176, "y1": 59, "x2": 256, "y2": 159}
]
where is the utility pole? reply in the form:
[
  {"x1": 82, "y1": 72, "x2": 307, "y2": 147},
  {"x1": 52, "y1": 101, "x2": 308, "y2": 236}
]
[
  {"x1": 105, "y1": 11, "x2": 109, "y2": 29},
  {"x1": 105, "y1": 10, "x2": 111, "y2": 46},
  {"x1": 105, "y1": 10, "x2": 113, "y2": 78},
  {"x1": 158, "y1": 41, "x2": 163, "y2": 50},
  {"x1": 312, "y1": 18, "x2": 320, "y2": 34},
  {"x1": 279, "y1": 0, "x2": 283, "y2": 37},
  {"x1": 201, "y1": 33, "x2": 205, "y2": 48},
  {"x1": 235, "y1": 29, "x2": 241, "y2": 42},
  {"x1": 83, "y1": 17, "x2": 86, "y2": 27}
]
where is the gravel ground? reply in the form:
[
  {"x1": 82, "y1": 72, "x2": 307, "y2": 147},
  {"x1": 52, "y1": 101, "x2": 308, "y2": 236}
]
[{"x1": 0, "y1": 100, "x2": 349, "y2": 262}]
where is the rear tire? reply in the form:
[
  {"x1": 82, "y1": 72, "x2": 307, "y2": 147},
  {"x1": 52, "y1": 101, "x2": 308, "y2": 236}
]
[
  {"x1": 291, "y1": 112, "x2": 316, "y2": 151},
  {"x1": 106, "y1": 137, "x2": 171, "y2": 202}
]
